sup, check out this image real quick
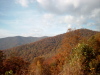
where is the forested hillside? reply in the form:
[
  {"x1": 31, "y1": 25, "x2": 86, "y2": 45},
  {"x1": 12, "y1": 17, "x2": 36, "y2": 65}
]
[
  {"x1": 0, "y1": 36, "x2": 47, "y2": 50},
  {"x1": 0, "y1": 29, "x2": 100, "y2": 75},
  {"x1": 3, "y1": 34, "x2": 64, "y2": 62}
]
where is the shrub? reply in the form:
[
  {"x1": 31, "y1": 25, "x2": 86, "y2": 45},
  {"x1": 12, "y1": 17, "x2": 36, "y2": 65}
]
[{"x1": 5, "y1": 70, "x2": 13, "y2": 75}]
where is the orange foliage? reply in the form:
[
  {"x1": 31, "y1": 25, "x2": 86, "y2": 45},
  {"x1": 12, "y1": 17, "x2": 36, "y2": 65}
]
[{"x1": 3, "y1": 56, "x2": 29, "y2": 75}]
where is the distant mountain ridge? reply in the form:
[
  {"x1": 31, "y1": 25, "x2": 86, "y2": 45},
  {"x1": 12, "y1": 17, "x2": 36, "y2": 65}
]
[
  {"x1": 0, "y1": 36, "x2": 47, "y2": 50},
  {"x1": 3, "y1": 29, "x2": 99, "y2": 62},
  {"x1": 4, "y1": 34, "x2": 64, "y2": 62}
]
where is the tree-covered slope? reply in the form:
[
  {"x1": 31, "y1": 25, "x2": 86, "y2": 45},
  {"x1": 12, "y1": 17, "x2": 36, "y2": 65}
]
[
  {"x1": 3, "y1": 29, "x2": 98, "y2": 62},
  {"x1": 3, "y1": 34, "x2": 64, "y2": 62},
  {"x1": 1, "y1": 29, "x2": 100, "y2": 75}
]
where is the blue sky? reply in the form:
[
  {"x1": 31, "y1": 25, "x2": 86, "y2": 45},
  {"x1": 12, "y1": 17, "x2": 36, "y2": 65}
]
[{"x1": 0, "y1": 0, "x2": 100, "y2": 38}]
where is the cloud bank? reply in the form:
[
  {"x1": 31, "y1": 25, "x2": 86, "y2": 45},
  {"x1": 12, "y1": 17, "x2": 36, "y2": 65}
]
[
  {"x1": 0, "y1": 0, "x2": 100, "y2": 38},
  {"x1": 36, "y1": 0, "x2": 100, "y2": 30},
  {"x1": 36, "y1": 0, "x2": 100, "y2": 15}
]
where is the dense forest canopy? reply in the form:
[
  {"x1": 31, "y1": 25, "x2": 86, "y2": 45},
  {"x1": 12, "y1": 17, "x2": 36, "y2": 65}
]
[{"x1": 0, "y1": 29, "x2": 100, "y2": 75}]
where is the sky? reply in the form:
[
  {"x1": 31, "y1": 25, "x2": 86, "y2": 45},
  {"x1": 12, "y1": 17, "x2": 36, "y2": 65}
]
[{"x1": 0, "y1": 0, "x2": 100, "y2": 38}]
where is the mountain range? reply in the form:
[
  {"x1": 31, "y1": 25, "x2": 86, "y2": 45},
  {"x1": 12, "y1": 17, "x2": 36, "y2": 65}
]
[
  {"x1": 1, "y1": 28, "x2": 100, "y2": 75},
  {"x1": 0, "y1": 36, "x2": 47, "y2": 50},
  {"x1": 3, "y1": 29, "x2": 99, "y2": 62}
]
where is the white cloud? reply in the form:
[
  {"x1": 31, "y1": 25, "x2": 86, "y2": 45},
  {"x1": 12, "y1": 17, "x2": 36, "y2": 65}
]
[
  {"x1": 43, "y1": 13, "x2": 54, "y2": 20},
  {"x1": 68, "y1": 24, "x2": 72, "y2": 28},
  {"x1": 58, "y1": 15, "x2": 87, "y2": 28},
  {"x1": 64, "y1": 15, "x2": 74, "y2": 24},
  {"x1": 91, "y1": 8, "x2": 100, "y2": 18},
  {"x1": 36, "y1": 0, "x2": 81, "y2": 14},
  {"x1": 36, "y1": 0, "x2": 100, "y2": 15},
  {"x1": 16, "y1": 0, "x2": 35, "y2": 7},
  {"x1": 16, "y1": 0, "x2": 29, "y2": 7},
  {"x1": 89, "y1": 8, "x2": 100, "y2": 31}
]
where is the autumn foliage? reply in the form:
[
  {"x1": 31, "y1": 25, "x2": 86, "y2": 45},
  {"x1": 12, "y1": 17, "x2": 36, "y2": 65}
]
[
  {"x1": 0, "y1": 55, "x2": 29, "y2": 75},
  {"x1": 1, "y1": 29, "x2": 100, "y2": 75}
]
